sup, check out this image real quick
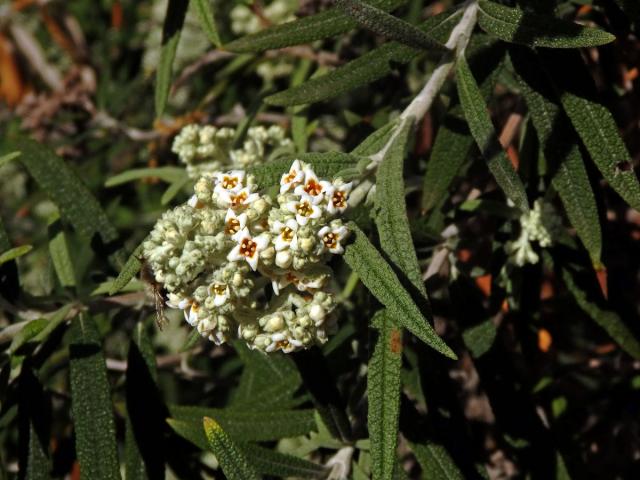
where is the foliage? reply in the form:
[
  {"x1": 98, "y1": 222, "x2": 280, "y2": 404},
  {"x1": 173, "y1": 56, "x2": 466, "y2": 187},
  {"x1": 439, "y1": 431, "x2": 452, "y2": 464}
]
[{"x1": 1, "y1": 0, "x2": 640, "y2": 478}]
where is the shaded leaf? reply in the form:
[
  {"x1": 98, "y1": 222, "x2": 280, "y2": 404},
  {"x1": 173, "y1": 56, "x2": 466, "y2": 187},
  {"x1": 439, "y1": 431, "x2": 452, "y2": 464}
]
[
  {"x1": 1, "y1": 138, "x2": 118, "y2": 244},
  {"x1": 191, "y1": 0, "x2": 221, "y2": 47},
  {"x1": 265, "y1": 10, "x2": 461, "y2": 106},
  {"x1": 456, "y1": 55, "x2": 529, "y2": 212},
  {"x1": 203, "y1": 417, "x2": 261, "y2": 480},
  {"x1": 105, "y1": 167, "x2": 187, "y2": 188},
  {"x1": 18, "y1": 368, "x2": 51, "y2": 480},
  {"x1": 368, "y1": 311, "x2": 403, "y2": 480},
  {"x1": 335, "y1": 0, "x2": 447, "y2": 51},
  {"x1": 412, "y1": 442, "x2": 464, "y2": 480},
  {"x1": 169, "y1": 405, "x2": 317, "y2": 441},
  {"x1": 155, "y1": 0, "x2": 189, "y2": 116},
  {"x1": 69, "y1": 314, "x2": 121, "y2": 480},
  {"x1": 477, "y1": 1, "x2": 615, "y2": 48},
  {"x1": 224, "y1": 0, "x2": 406, "y2": 53},
  {"x1": 48, "y1": 221, "x2": 76, "y2": 288},
  {"x1": 109, "y1": 243, "x2": 143, "y2": 295},
  {"x1": 462, "y1": 320, "x2": 497, "y2": 358},
  {"x1": 344, "y1": 224, "x2": 456, "y2": 359}
]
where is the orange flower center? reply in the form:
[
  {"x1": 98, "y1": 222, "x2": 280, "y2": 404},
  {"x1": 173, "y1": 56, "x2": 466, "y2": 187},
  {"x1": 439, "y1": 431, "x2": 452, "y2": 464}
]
[
  {"x1": 231, "y1": 191, "x2": 248, "y2": 208},
  {"x1": 222, "y1": 176, "x2": 239, "y2": 189},
  {"x1": 304, "y1": 179, "x2": 323, "y2": 196},
  {"x1": 281, "y1": 226, "x2": 295, "y2": 242},
  {"x1": 323, "y1": 232, "x2": 337, "y2": 249},
  {"x1": 283, "y1": 170, "x2": 299, "y2": 184},
  {"x1": 296, "y1": 201, "x2": 314, "y2": 217},
  {"x1": 212, "y1": 284, "x2": 227, "y2": 296},
  {"x1": 225, "y1": 218, "x2": 241, "y2": 235},
  {"x1": 332, "y1": 191, "x2": 347, "y2": 208},
  {"x1": 239, "y1": 238, "x2": 258, "y2": 258}
]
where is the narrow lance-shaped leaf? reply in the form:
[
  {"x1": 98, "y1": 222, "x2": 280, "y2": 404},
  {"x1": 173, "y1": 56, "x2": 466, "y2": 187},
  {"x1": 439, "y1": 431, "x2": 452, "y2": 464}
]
[
  {"x1": 18, "y1": 368, "x2": 51, "y2": 480},
  {"x1": 560, "y1": 262, "x2": 640, "y2": 359},
  {"x1": 223, "y1": 0, "x2": 406, "y2": 53},
  {"x1": 335, "y1": 0, "x2": 447, "y2": 51},
  {"x1": 1, "y1": 138, "x2": 118, "y2": 244},
  {"x1": 540, "y1": 50, "x2": 640, "y2": 212},
  {"x1": 456, "y1": 55, "x2": 529, "y2": 213},
  {"x1": 48, "y1": 219, "x2": 76, "y2": 288},
  {"x1": 203, "y1": 417, "x2": 261, "y2": 480},
  {"x1": 109, "y1": 243, "x2": 144, "y2": 295},
  {"x1": 69, "y1": 314, "x2": 121, "y2": 480},
  {"x1": 168, "y1": 419, "x2": 326, "y2": 479},
  {"x1": 368, "y1": 311, "x2": 403, "y2": 480},
  {"x1": 169, "y1": 405, "x2": 317, "y2": 441},
  {"x1": 477, "y1": 0, "x2": 615, "y2": 48},
  {"x1": 0, "y1": 245, "x2": 32, "y2": 266},
  {"x1": 510, "y1": 46, "x2": 602, "y2": 264},
  {"x1": 155, "y1": 0, "x2": 189, "y2": 116},
  {"x1": 191, "y1": 0, "x2": 221, "y2": 47},
  {"x1": 105, "y1": 167, "x2": 187, "y2": 188},
  {"x1": 344, "y1": 224, "x2": 456, "y2": 359},
  {"x1": 411, "y1": 442, "x2": 464, "y2": 480},
  {"x1": 265, "y1": 9, "x2": 462, "y2": 106}
]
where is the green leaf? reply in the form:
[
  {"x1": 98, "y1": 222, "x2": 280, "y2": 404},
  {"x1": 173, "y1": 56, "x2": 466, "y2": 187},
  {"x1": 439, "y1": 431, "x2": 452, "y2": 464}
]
[
  {"x1": 169, "y1": 405, "x2": 316, "y2": 441},
  {"x1": 48, "y1": 221, "x2": 76, "y2": 288},
  {"x1": 477, "y1": 1, "x2": 615, "y2": 48},
  {"x1": 561, "y1": 264, "x2": 640, "y2": 359},
  {"x1": 155, "y1": 0, "x2": 189, "y2": 116},
  {"x1": 368, "y1": 311, "x2": 403, "y2": 480},
  {"x1": 510, "y1": 46, "x2": 602, "y2": 263},
  {"x1": 0, "y1": 245, "x2": 32, "y2": 266},
  {"x1": 191, "y1": 0, "x2": 221, "y2": 47},
  {"x1": 203, "y1": 417, "x2": 261, "y2": 480},
  {"x1": 265, "y1": 10, "x2": 461, "y2": 106},
  {"x1": 109, "y1": 243, "x2": 143, "y2": 295},
  {"x1": 411, "y1": 442, "x2": 464, "y2": 480},
  {"x1": 105, "y1": 167, "x2": 187, "y2": 188},
  {"x1": 249, "y1": 152, "x2": 361, "y2": 189},
  {"x1": 352, "y1": 122, "x2": 397, "y2": 156},
  {"x1": 462, "y1": 320, "x2": 497, "y2": 358},
  {"x1": 18, "y1": 369, "x2": 51, "y2": 479},
  {"x1": 1, "y1": 138, "x2": 118, "y2": 244},
  {"x1": 335, "y1": 0, "x2": 447, "y2": 51},
  {"x1": 69, "y1": 314, "x2": 121, "y2": 480},
  {"x1": 0, "y1": 216, "x2": 10, "y2": 252},
  {"x1": 456, "y1": 55, "x2": 529, "y2": 213},
  {"x1": 161, "y1": 176, "x2": 190, "y2": 205},
  {"x1": 0, "y1": 150, "x2": 20, "y2": 167},
  {"x1": 344, "y1": 224, "x2": 456, "y2": 359},
  {"x1": 9, "y1": 319, "x2": 49, "y2": 356},
  {"x1": 223, "y1": 0, "x2": 406, "y2": 53},
  {"x1": 240, "y1": 443, "x2": 326, "y2": 479},
  {"x1": 374, "y1": 117, "x2": 426, "y2": 296},
  {"x1": 540, "y1": 50, "x2": 640, "y2": 212}
]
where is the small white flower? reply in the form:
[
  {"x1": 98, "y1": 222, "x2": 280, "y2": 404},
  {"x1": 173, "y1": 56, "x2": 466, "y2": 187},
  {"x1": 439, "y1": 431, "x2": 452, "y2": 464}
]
[
  {"x1": 271, "y1": 272, "x2": 298, "y2": 295},
  {"x1": 286, "y1": 196, "x2": 322, "y2": 225},
  {"x1": 214, "y1": 170, "x2": 245, "y2": 193},
  {"x1": 272, "y1": 219, "x2": 299, "y2": 251},
  {"x1": 208, "y1": 283, "x2": 230, "y2": 307},
  {"x1": 326, "y1": 182, "x2": 353, "y2": 215},
  {"x1": 294, "y1": 165, "x2": 331, "y2": 204},
  {"x1": 187, "y1": 195, "x2": 202, "y2": 208},
  {"x1": 224, "y1": 209, "x2": 248, "y2": 236},
  {"x1": 227, "y1": 228, "x2": 270, "y2": 270},
  {"x1": 280, "y1": 159, "x2": 304, "y2": 194},
  {"x1": 218, "y1": 187, "x2": 259, "y2": 210},
  {"x1": 317, "y1": 225, "x2": 349, "y2": 254},
  {"x1": 185, "y1": 302, "x2": 201, "y2": 326}
]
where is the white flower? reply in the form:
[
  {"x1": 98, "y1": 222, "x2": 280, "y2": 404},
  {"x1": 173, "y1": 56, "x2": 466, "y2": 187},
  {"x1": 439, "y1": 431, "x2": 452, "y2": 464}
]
[
  {"x1": 272, "y1": 219, "x2": 299, "y2": 251},
  {"x1": 166, "y1": 296, "x2": 192, "y2": 310},
  {"x1": 227, "y1": 228, "x2": 270, "y2": 270},
  {"x1": 187, "y1": 195, "x2": 202, "y2": 208},
  {"x1": 214, "y1": 170, "x2": 245, "y2": 194},
  {"x1": 317, "y1": 225, "x2": 349, "y2": 254},
  {"x1": 280, "y1": 159, "x2": 304, "y2": 194},
  {"x1": 208, "y1": 283, "x2": 231, "y2": 307},
  {"x1": 286, "y1": 196, "x2": 322, "y2": 226},
  {"x1": 218, "y1": 187, "x2": 259, "y2": 210},
  {"x1": 185, "y1": 302, "x2": 201, "y2": 326},
  {"x1": 271, "y1": 272, "x2": 327, "y2": 295},
  {"x1": 224, "y1": 209, "x2": 248, "y2": 236},
  {"x1": 326, "y1": 181, "x2": 353, "y2": 215},
  {"x1": 294, "y1": 164, "x2": 332, "y2": 204}
]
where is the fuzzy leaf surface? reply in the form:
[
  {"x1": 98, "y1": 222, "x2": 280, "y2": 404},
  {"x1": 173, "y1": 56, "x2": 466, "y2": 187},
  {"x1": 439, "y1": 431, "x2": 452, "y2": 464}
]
[
  {"x1": 477, "y1": 1, "x2": 615, "y2": 48},
  {"x1": 203, "y1": 417, "x2": 261, "y2": 480}
]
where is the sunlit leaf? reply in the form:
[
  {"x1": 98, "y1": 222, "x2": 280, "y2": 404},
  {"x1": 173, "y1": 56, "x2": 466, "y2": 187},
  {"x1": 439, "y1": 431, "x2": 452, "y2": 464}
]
[{"x1": 203, "y1": 417, "x2": 261, "y2": 480}]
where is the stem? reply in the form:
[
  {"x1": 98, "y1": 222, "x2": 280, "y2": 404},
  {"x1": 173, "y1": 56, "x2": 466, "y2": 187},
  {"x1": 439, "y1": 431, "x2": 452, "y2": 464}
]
[{"x1": 368, "y1": 1, "x2": 479, "y2": 167}]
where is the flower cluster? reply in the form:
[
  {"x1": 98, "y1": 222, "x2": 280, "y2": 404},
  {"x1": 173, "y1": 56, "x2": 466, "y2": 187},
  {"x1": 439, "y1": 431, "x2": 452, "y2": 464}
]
[
  {"x1": 172, "y1": 124, "x2": 294, "y2": 180},
  {"x1": 143, "y1": 160, "x2": 352, "y2": 353},
  {"x1": 506, "y1": 199, "x2": 560, "y2": 266}
]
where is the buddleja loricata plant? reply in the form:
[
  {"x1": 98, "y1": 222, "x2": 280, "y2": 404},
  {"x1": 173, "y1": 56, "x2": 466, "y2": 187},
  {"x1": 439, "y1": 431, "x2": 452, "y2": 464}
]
[{"x1": 2, "y1": 0, "x2": 640, "y2": 479}]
